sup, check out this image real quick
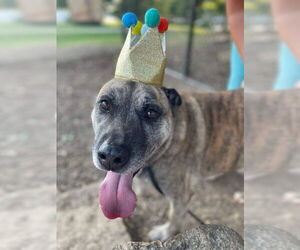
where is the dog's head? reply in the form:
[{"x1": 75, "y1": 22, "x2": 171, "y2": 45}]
[{"x1": 91, "y1": 78, "x2": 181, "y2": 174}]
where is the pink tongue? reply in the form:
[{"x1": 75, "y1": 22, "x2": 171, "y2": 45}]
[{"x1": 99, "y1": 171, "x2": 137, "y2": 219}]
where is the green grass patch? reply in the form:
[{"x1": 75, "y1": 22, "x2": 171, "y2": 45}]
[
  {"x1": 0, "y1": 22, "x2": 211, "y2": 48},
  {"x1": 56, "y1": 23, "x2": 210, "y2": 48},
  {"x1": 0, "y1": 23, "x2": 55, "y2": 47},
  {"x1": 57, "y1": 32, "x2": 122, "y2": 47},
  {"x1": 57, "y1": 23, "x2": 122, "y2": 47}
]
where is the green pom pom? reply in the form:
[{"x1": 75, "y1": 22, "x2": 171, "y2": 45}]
[{"x1": 145, "y1": 8, "x2": 160, "y2": 28}]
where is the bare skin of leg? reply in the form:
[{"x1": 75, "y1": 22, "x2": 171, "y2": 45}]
[
  {"x1": 226, "y1": 0, "x2": 244, "y2": 60},
  {"x1": 271, "y1": 0, "x2": 300, "y2": 61}
]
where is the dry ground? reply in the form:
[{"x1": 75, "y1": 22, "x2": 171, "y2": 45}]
[{"x1": 0, "y1": 45, "x2": 56, "y2": 250}]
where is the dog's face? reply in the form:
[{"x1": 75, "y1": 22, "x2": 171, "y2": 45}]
[{"x1": 91, "y1": 78, "x2": 181, "y2": 174}]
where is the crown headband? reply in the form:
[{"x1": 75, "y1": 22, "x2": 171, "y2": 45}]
[{"x1": 114, "y1": 9, "x2": 169, "y2": 88}]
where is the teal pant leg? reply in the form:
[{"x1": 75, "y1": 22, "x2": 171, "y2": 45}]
[
  {"x1": 274, "y1": 42, "x2": 300, "y2": 90},
  {"x1": 227, "y1": 43, "x2": 244, "y2": 90}
]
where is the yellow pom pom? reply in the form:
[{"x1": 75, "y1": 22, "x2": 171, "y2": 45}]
[{"x1": 132, "y1": 21, "x2": 143, "y2": 35}]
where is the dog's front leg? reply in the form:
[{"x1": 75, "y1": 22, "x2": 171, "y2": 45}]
[{"x1": 148, "y1": 198, "x2": 187, "y2": 241}]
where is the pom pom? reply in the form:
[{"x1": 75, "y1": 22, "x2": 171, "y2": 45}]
[
  {"x1": 145, "y1": 8, "x2": 160, "y2": 27},
  {"x1": 141, "y1": 24, "x2": 149, "y2": 36},
  {"x1": 122, "y1": 12, "x2": 138, "y2": 28},
  {"x1": 158, "y1": 17, "x2": 169, "y2": 33},
  {"x1": 132, "y1": 21, "x2": 143, "y2": 35}
]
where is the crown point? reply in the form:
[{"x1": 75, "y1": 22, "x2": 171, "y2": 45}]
[
  {"x1": 132, "y1": 21, "x2": 143, "y2": 35},
  {"x1": 145, "y1": 8, "x2": 160, "y2": 27},
  {"x1": 141, "y1": 24, "x2": 149, "y2": 36},
  {"x1": 158, "y1": 17, "x2": 169, "y2": 33},
  {"x1": 122, "y1": 12, "x2": 138, "y2": 28}
]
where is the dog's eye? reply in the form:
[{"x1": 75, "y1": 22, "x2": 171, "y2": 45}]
[
  {"x1": 146, "y1": 109, "x2": 160, "y2": 119},
  {"x1": 100, "y1": 100, "x2": 110, "y2": 111}
]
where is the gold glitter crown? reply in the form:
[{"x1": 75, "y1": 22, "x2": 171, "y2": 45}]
[{"x1": 115, "y1": 27, "x2": 166, "y2": 88}]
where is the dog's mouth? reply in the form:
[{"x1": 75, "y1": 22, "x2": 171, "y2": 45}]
[{"x1": 99, "y1": 169, "x2": 141, "y2": 219}]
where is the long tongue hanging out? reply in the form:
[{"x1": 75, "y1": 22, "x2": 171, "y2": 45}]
[{"x1": 99, "y1": 171, "x2": 136, "y2": 219}]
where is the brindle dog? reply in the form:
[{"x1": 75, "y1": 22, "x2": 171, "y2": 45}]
[{"x1": 91, "y1": 78, "x2": 243, "y2": 240}]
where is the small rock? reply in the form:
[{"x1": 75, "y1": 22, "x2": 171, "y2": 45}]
[
  {"x1": 283, "y1": 192, "x2": 300, "y2": 204},
  {"x1": 233, "y1": 191, "x2": 244, "y2": 204}
]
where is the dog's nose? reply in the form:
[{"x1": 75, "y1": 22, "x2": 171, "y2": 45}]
[{"x1": 98, "y1": 145, "x2": 130, "y2": 171}]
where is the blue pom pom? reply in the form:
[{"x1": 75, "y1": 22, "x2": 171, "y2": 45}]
[
  {"x1": 145, "y1": 8, "x2": 160, "y2": 27},
  {"x1": 122, "y1": 12, "x2": 138, "y2": 28},
  {"x1": 141, "y1": 24, "x2": 149, "y2": 36}
]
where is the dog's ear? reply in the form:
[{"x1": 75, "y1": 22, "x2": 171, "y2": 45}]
[{"x1": 161, "y1": 87, "x2": 182, "y2": 106}]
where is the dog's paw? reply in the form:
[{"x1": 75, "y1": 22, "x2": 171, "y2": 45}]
[{"x1": 148, "y1": 222, "x2": 170, "y2": 241}]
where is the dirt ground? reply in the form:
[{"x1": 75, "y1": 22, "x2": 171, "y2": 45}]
[{"x1": 0, "y1": 45, "x2": 56, "y2": 250}]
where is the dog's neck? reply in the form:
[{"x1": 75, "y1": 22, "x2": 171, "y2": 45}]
[{"x1": 150, "y1": 89, "x2": 244, "y2": 178}]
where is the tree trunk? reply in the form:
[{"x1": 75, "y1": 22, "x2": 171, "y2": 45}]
[{"x1": 183, "y1": 0, "x2": 203, "y2": 77}]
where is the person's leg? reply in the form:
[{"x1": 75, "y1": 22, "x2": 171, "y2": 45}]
[
  {"x1": 273, "y1": 42, "x2": 300, "y2": 90},
  {"x1": 227, "y1": 43, "x2": 244, "y2": 90}
]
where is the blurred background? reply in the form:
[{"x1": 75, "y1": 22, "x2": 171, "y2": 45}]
[
  {"x1": 244, "y1": 0, "x2": 300, "y2": 249},
  {"x1": 0, "y1": 0, "x2": 56, "y2": 249},
  {"x1": 245, "y1": 0, "x2": 279, "y2": 90}
]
